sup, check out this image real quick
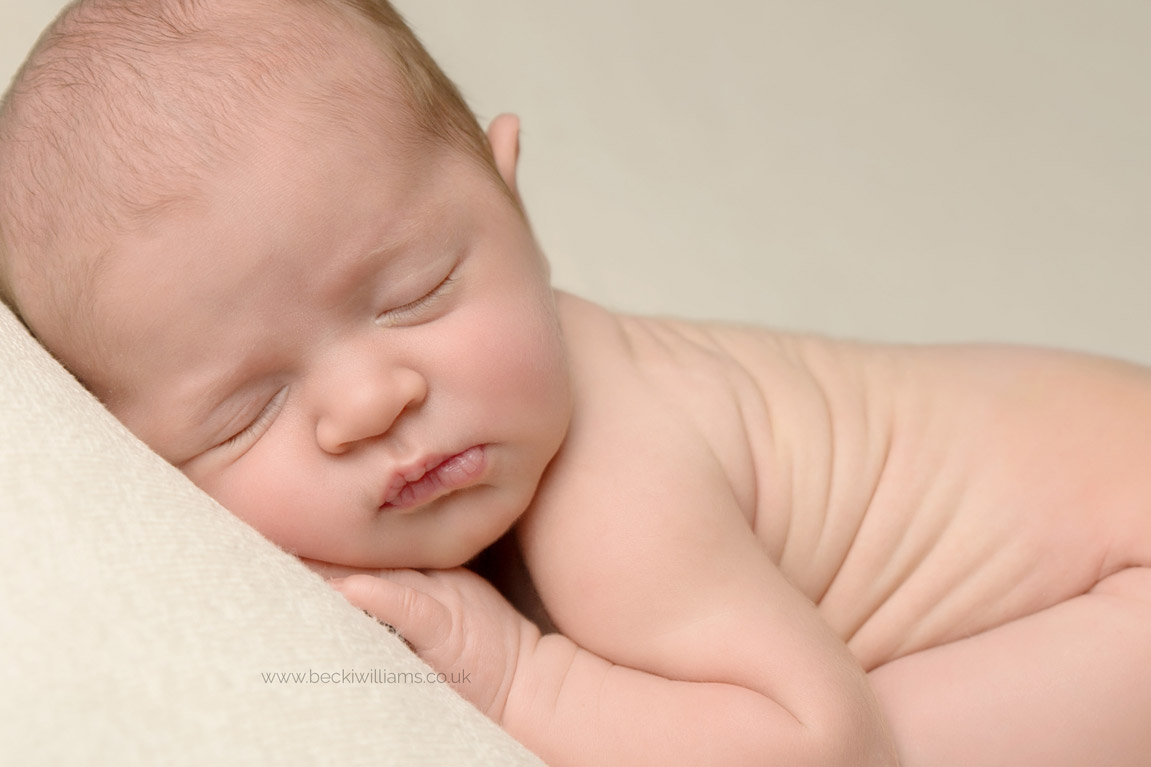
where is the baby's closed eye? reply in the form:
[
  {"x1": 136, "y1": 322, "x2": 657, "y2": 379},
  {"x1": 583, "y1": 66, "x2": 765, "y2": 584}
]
[
  {"x1": 375, "y1": 268, "x2": 457, "y2": 327},
  {"x1": 214, "y1": 386, "x2": 289, "y2": 452}
]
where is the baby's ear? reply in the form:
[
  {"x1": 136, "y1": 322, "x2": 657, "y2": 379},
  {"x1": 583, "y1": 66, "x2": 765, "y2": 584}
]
[{"x1": 486, "y1": 113, "x2": 521, "y2": 198}]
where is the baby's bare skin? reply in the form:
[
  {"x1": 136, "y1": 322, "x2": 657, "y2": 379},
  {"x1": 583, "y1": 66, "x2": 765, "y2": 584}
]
[
  {"x1": 6, "y1": 4, "x2": 1149, "y2": 760},
  {"x1": 597, "y1": 307, "x2": 1149, "y2": 659},
  {"x1": 504, "y1": 291, "x2": 1151, "y2": 765}
]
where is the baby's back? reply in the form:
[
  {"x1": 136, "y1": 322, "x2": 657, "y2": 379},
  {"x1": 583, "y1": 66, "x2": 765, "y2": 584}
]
[{"x1": 546, "y1": 291, "x2": 1151, "y2": 671}]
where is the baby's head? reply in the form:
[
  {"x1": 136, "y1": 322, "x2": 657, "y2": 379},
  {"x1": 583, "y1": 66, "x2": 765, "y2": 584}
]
[{"x1": 0, "y1": 0, "x2": 572, "y2": 568}]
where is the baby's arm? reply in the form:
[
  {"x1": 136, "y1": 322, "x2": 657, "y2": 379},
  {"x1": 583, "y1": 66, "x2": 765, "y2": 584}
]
[
  {"x1": 333, "y1": 486, "x2": 896, "y2": 766},
  {"x1": 509, "y1": 519, "x2": 897, "y2": 767},
  {"x1": 335, "y1": 563, "x2": 894, "y2": 766}
]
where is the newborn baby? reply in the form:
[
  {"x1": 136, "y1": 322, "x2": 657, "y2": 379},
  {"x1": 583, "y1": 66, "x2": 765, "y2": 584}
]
[{"x1": 3, "y1": 2, "x2": 1150, "y2": 765}]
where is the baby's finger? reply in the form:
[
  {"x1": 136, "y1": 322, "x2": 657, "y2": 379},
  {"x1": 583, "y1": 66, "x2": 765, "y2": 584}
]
[{"x1": 333, "y1": 573, "x2": 452, "y2": 653}]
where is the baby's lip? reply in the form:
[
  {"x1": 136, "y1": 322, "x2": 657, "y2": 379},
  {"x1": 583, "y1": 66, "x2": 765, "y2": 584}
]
[{"x1": 379, "y1": 445, "x2": 487, "y2": 511}]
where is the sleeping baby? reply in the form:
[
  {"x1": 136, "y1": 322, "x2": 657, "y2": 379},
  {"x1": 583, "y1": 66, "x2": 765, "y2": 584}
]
[{"x1": 3, "y1": 1, "x2": 1150, "y2": 765}]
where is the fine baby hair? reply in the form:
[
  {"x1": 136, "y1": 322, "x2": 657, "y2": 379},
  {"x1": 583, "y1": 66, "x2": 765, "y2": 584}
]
[{"x1": 0, "y1": 0, "x2": 500, "y2": 334}]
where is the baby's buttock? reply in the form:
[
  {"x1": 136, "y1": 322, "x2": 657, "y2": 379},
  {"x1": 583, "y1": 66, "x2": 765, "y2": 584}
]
[{"x1": 691, "y1": 324, "x2": 1151, "y2": 671}]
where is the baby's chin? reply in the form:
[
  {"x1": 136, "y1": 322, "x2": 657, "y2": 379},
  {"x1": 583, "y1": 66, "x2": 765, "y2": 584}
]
[
  {"x1": 296, "y1": 555, "x2": 451, "y2": 578},
  {"x1": 296, "y1": 540, "x2": 494, "y2": 575},
  {"x1": 297, "y1": 553, "x2": 467, "y2": 577}
]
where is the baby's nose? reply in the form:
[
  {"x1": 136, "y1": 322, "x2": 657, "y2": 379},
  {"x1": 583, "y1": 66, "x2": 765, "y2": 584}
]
[{"x1": 314, "y1": 365, "x2": 427, "y2": 454}]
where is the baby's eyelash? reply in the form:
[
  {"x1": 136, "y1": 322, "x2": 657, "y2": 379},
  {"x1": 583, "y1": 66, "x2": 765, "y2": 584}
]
[
  {"x1": 218, "y1": 387, "x2": 288, "y2": 450},
  {"x1": 379, "y1": 273, "x2": 456, "y2": 324}
]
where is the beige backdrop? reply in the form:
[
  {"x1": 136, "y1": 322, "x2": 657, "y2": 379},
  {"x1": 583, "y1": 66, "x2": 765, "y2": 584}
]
[{"x1": 4, "y1": 1, "x2": 1149, "y2": 364}]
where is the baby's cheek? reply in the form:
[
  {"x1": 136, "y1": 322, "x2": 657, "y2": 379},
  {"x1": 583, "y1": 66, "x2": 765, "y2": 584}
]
[
  {"x1": 468, "y1": 307, "x2": 566, "y2": 407},
  {"x1": 195, "y1": 442, "x2": 334, "y2": 557}
]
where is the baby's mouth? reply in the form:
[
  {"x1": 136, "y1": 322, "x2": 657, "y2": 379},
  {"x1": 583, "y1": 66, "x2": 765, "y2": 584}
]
[{"x1": 379, "y1": 445, "x2": 487, "y2": 511}]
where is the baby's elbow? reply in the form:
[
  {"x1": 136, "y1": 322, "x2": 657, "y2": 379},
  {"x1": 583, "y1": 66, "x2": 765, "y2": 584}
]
[
  {"x1": 730, "y1": 718, "x2": 898, "y2": 767},
  {"x1": 727, "y1": 700, "x2": 898, "y2": 766},
  {"x1": 812, "y1": 728, "x2": 899, "y2": 767},
  {"x1": 804, "y1": 703, "x2": 900, "y2": 767},
  {"x1": 709, "y1": 682, "x2": 899, "y2": 766}
]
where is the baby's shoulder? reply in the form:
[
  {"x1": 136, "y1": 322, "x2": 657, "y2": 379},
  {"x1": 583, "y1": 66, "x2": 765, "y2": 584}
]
[
  {"x1": 519, "y1": 295, "x2": 758, "y2": 625},
  {"x1": 549, "y1": 292, "x2": 761, "y2": 516}
]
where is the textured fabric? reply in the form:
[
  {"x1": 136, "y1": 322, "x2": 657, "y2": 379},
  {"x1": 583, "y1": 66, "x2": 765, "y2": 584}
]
[{"x1": 0, "y1": 304, "x2": 544, "y2": 766}]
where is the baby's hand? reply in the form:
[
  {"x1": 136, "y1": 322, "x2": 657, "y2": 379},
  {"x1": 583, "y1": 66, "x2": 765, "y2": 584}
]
[{"x1": 328, "y1": 567, "x2": 536, "y2": 721}]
